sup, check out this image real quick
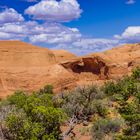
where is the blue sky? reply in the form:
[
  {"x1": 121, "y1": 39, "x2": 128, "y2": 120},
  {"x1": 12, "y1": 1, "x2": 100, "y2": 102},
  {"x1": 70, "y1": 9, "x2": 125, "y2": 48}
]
[
  {"x1": 0, "y1": 0, "x2": 140, "y2": 55},
  {"x1": 74, "y1": 0, "x2": 140, "y2": 37}
]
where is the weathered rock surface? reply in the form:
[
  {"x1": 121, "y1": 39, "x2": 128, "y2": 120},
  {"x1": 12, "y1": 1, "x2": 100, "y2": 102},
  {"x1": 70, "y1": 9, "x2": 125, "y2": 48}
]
[
  {"x1": 0, "y1": 41, "x2": 140, "y2": 98},
  {"x1": 60, "y1": 43, "x2": 140, "y2": 87},
  {"x1": 52, "y1": 49, "x2": 76, "y2": 62},
  {"x1": 0, "y1": 41, "x2": 76, "y2": 98}
]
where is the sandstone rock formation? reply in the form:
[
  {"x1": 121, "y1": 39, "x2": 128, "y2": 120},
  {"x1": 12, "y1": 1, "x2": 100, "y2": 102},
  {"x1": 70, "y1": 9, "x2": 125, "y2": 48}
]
[
  {"x1": 52, "y1": 49, "x2": 76, "y2": 62},
  {"x1": 61, "y1": 56, "x2": 109, "y2": 80},
  {"x1": 0, "y1": 40, "x2": 57, "y2": 66},
  {"x1": 0, "y1": 41, "x2": 75, "y2": 98},
  {"x1": 90, "y1": 43, "x2": 140, "y2": 79},
  {"x1": 60, "y1": 43, "x2": 140, "y2": 87},
  {"x1": 0, "y1": 41, "x2": 140, "y2": 98}
]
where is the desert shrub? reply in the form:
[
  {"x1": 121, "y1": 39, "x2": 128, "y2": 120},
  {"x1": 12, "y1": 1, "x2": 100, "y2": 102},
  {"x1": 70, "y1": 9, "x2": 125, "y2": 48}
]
[
  {"x1": 4, "y1": 108, "x2": 64, "y2": 140},
  {"x1": 0, "y1": 89, "x2": 66, "y2": 140},
  {"x1": 38, "y1": 84, "x2": 54, "y2": 94},
  {"x1": 119, "y1": 77, "x2": 137, "y2": 100},
  {"x1": 113, "y1": 68, "x2": 140, "y2": 139},
  {"x1": 61, "y1": 85, "x2": 102, "y2": 120},
  {"x1": 91, "y1": 100, "x2": 108, "y2": 117},
  {"x1": 79, "y1": 126, "x2": 91, "y2": 136},
  {"x1": 103, "y1": 76, "x2": 138, "y2": 102},
  {"x1": 91, "y1": 118, "x2": 122, "y2": 140},
  {"x1": 132, "y1": 66, "x2": 140, "y2": 81},
  {"x1": 118, "y1": 101, "x2": 140, "y2": 139},
  {"x1": 119, "y1": 101, "x2": 139, "y2": 115},
  {"x1": 6, "y1": 91, "x2": 27, "y2": 109},
  {"x1": 102, "y1": 81, "x2": 118, "y2": 96},
  {"x1": 136, "y1": 92, "x2": 140, "y2": 103},
  {"x1": 100, "y1": 67, "x2": 140, "y2": 139},
  {"x1": 111, "y1": 94, "x2": 125, "y2": 103},
  {"x1": 3, "y1": 111, "x2": 31, "y2": 140}
]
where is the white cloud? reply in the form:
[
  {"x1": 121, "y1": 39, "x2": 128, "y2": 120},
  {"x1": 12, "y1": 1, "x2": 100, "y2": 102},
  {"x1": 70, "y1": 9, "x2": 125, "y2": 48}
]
[
  {"x1": 126, "y1": 0, "x2": 135, "y2": 4},
  {"x1": 25, "y1": 0, "x2": 82, "y2": 22},
  {"x1": 0, "y1": 23, "x2": 26, "y2": 34},
  {"x1": 0, "y1": 21, "x2": 81, "y2": 44},
  {"x1": 0, "y1": 32, "x2": 16, "y2": 40},
  {"x1": 73, "y1": 38, "x2": 119, "y2": 51},
  {"x1": 114, "y1": 26, "x2": 140, "y2": 43},
  {"x1": 28, "y1": 23, "x2": 81, "y2": 43},
  {"x1": 53, "y1": 38, "x2": 120, "y2": 55},
  {"x1": 0, "y1": 31, "x2": 25, "y2": 40},
  {"x1": 0, "y1": 8, "x2": 24, "y2": 24}
]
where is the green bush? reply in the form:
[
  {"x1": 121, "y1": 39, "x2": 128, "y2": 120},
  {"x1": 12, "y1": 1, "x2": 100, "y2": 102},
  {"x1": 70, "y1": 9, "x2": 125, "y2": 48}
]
[
  {"x1": 61, "y1": 85, "x2": 103, "y2": 120},
  {"x1": 39, "y1": 85, "x2": 54, "y2": 94},
  {"x1": 101, "y1": 67, "x2": 140, "y2": 139},
  {"x1": 103, "y1": 76, "x2": 138, "y2": 101},
  {"x1": 102, "y1": 81, "x2": 117, "y2": 96},
  {"x1": 91, "y1": 118, "x2": 122, "y2": 140},
  {"x1": 132, "y1": 66, "x2": 140, "y2": 81},
  {"x1": 113, "y1": 67, "x2": 140, "y2": 139},
  {"x1": 91, "y1": 100, "x2": 108, "y2": 117},
  {"x1": 119, "y1": 77, "x2": 137, "y2": 100},
  {"x1": 7, "y1": 91, "x2": 27, "y2": 109},
  {"x1": 0, "y1": 90, "x2": 66, "y2": 140}
]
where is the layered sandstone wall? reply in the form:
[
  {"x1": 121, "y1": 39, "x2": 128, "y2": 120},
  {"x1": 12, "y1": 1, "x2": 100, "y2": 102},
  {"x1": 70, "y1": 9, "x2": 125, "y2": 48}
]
[{"x1": 0, "y1": 41, "x2": 140, "y2": 98}]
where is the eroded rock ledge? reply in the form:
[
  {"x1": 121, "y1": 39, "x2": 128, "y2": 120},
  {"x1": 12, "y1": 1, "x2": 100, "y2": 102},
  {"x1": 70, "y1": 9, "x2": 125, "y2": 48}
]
[{"x1": 60, "y1": 56, "x2": 109, "y2": 80}]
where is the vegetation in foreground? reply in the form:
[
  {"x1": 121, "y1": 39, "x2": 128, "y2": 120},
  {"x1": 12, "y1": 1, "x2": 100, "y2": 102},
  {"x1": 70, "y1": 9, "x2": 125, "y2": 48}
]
[{"x1": 0, "y1": 67, "x2": 140, "y2": 140}]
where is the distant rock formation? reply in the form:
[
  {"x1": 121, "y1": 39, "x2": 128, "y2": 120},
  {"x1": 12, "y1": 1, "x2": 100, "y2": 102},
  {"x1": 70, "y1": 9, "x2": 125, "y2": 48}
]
[
  {"x1": 60, "y1": 43, "x2": 140, "y2": 88},
  {"x1": 61, "y1": 56, "x2": 109, "y2": 80},
  {"x1": 52, "y1": 49, "x2": 76, "y2": 62},
  {"x1": 0, "y1": 41, "x2": 140, "y2": 98}
]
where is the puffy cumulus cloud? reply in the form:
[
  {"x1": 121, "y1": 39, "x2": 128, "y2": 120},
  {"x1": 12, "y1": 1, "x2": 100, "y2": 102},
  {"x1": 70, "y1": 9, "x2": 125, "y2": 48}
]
[
  {"x1": 53, "y1": 38, "x2": 120, "y2": 55},
  {"x1": 29, "y1": 24, "x2": 81, "y2": 44},
  {"x1": 25, "y1": 0, "x2": 82, "y2": 22},
  {"x1": 0, "y1": 23, "x2": 26, "y2": 34},
  {"x1": 0, "y1": 21, "x2": 81, "y2": 44},
  {"x1": 114, "y1": 26, "x2": 140, "y2": 43},
  {"x1": 0, "y1": 21, "x2": 39, "y2": 40},
  {"x1": 0, "y1": 8, "x2": 24, "y2": 24},
  {"x1": 0, "y1": 32, "x2": 25, "y2": 40},
  {"x1": 0, "y1": 23, "x2": 26, "y2": 40},
  {"x1": 72, "y1": 38, "x2": 119, "y2": 51},
  {"x1": 0, "y1": 21, "x2": 28, "y2": 40}
]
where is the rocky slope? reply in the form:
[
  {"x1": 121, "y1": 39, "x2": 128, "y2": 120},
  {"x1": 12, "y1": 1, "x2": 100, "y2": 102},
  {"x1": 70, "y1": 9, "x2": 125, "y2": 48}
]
[
  {"x1": 61, "y1": 43, "x2": 140, "y2": 85},
  {"x1": 52, "y1": 49, "x2": 77, "y2": 62},
  {"x1": 0, "y1": 41, "x2": 140, "y2": 98}
]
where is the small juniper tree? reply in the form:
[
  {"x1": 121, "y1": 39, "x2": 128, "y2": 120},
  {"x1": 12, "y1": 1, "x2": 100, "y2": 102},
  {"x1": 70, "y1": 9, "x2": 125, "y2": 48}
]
[{"x1": 0, "y1": 90, "x2": 66, "y2": 140}]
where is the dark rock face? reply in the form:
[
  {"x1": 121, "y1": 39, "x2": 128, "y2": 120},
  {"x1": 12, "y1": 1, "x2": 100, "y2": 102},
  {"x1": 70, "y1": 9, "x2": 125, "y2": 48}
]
[{"x1": 61, "y1": 56, "x2": 109, "y2": 79}]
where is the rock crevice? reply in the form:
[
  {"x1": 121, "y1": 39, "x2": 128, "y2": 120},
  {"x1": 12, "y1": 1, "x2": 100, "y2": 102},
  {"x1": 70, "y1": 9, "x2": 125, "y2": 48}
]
[{"x1": 61, "y1": 56, "x2": 109, "y2": 79}]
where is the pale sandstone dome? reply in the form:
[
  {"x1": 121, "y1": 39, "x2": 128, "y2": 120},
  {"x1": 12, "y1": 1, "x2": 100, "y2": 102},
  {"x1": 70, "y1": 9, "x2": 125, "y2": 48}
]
[
  {"x1": 0, "y1": 41, "x2": 76, "y2": 98},
  {"x1": 0, "y1": 40, "x2": 56, "y2": 67},
  {"x1": 0, "y1": 40, "x2": 140, "y2": 98},
  {"x1": 52, "y1": 49, "x2": 76, "y2": 62}
]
